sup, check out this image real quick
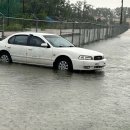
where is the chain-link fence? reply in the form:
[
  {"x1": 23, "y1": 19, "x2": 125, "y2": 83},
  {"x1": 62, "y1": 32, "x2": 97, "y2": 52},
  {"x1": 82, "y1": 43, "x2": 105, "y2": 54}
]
[
  {"x1": 60, "y1": 22, "x2": 129, "y2": 46},
  {"x1": 0, "y1": 16, "x2": 129, "y2": 46}
]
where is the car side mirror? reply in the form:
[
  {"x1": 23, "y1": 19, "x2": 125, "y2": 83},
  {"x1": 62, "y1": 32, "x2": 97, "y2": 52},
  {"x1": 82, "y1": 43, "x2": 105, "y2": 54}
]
[{"x1": 41, "y1": 43, "x2": 50, "y2": 48}]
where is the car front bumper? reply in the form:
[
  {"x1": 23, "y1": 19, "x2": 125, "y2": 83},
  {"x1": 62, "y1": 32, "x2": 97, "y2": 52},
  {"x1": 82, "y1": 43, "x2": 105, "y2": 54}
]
[{"x1": 72, "y1": 59, "x2": 106, "y2": 70}]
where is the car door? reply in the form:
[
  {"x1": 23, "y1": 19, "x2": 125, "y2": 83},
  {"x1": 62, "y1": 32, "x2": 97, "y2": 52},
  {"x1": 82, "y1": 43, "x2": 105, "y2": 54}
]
[
  {"x1": 26, "y1": 35, "x2": 53, "y2": 66},
  {"x1": 6, "y1": 35, "x2": 28, "y2": 63}
]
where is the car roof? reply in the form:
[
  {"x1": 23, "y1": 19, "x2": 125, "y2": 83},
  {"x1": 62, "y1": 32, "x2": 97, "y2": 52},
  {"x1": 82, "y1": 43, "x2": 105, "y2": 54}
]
[{"x1": 10, "y1": 32, "x2": 57, "y2": 36}]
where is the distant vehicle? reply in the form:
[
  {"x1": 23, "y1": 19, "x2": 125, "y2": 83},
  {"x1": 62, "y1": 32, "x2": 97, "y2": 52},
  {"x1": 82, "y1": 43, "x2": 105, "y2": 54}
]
[{"x1": 0, "y1": 32, "x2": 106, "y2": 71}]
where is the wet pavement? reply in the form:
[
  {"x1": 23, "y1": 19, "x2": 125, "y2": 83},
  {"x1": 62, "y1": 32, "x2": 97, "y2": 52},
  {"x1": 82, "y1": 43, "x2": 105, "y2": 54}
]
[{"x1": 0, "y1": 30, "x2": 130, "y2": 130}]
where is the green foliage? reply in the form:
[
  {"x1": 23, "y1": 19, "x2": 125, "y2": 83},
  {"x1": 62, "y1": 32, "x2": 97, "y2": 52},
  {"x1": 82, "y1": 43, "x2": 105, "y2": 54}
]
[
  {"x1": 1, "y1": 0, "x2": 130, "y2": 24},
  {"x1": 5, "y1": 23, "x2": 23, "y2": 31},
  {"x1": 0, "y1": 0, "x2": 21, "y2": 16}
]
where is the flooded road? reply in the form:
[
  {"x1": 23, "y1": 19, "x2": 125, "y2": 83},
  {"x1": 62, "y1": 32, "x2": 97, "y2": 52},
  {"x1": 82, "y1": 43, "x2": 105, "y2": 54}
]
[{"x1": 0, "y1": 30, "x2": 130, "y2": 130}]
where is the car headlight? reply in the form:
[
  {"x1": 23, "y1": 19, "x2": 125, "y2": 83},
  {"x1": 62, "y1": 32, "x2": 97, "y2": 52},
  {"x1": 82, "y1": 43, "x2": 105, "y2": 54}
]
[{"x1": 78, "y1": 55, "x2": 93, "y2": 60}]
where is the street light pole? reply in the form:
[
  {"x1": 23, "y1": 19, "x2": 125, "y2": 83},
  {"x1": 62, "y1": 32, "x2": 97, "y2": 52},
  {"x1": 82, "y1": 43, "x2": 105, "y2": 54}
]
[{"x1": 120, "y1": 0, "x2": 123, "y2": 24}]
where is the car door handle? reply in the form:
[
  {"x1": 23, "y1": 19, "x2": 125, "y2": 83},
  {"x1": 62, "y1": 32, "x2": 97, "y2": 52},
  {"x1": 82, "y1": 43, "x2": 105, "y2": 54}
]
[
  {"x1": 7, "y1": 46, "x2": 11, "y2": 49},
  {"x1": 28, "y1": 48, "x2": 32, "y2": 50}
]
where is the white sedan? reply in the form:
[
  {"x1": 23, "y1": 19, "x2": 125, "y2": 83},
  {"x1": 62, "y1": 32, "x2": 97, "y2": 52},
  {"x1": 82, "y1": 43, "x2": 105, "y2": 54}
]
[{"x1": 0, "y1": 32, "x2": 106, "y2": 71}]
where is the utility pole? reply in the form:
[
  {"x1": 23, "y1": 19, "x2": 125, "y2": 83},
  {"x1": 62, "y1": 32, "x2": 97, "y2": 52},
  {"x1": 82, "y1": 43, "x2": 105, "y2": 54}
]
[{"x1": 120, "y1": 0, "x2": 123, "y2": 24}]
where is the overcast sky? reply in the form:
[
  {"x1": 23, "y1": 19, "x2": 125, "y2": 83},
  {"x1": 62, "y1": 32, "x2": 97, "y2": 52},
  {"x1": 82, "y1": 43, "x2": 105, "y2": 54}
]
[{"x1": 71, "y1": 0, "x2": 130, "y2": 9}]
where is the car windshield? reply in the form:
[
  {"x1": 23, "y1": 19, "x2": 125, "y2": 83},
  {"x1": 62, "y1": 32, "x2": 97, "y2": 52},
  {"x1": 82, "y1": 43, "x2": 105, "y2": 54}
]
[{"x1": 44, "y1": 35, "x2": 74, "y2": 47}]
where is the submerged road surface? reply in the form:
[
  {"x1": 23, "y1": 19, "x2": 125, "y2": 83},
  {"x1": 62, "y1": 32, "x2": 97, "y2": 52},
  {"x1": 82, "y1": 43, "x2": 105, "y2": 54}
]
[{"x1": 0, "y1": 30, "x2": 130, "y2": 130}]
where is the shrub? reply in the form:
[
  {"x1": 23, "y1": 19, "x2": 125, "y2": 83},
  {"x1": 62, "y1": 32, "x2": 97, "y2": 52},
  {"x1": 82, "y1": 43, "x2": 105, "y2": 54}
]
[{"x1": 5, "y1": 23, "x2": 23, "y2": 31}]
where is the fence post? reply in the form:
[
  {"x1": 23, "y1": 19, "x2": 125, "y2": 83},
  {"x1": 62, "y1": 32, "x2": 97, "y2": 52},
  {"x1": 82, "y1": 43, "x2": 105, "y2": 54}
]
[
  {"x1": 87, "y1": 23, "x2": 90, "y2": 43},
  {"x1": 36, "y1": 18, "x2": 38, "y2": 32},
  {"x1": 72, "y1": 22, "x2": 75, "y2": 44},
  {"x1": 79, "y1": 23, "x2": 81, "y2": 46},
  {"x1": 22, "y1": 18, "x2": 24, "y2": 31},
  {"x1": 0, "y1": 12, "x2": 5, "y2": 39},
  {"x1": 83, "y1": 23, "x2": 85, "y2": 44},
  {"x1": 60, "y1": 21, "x2": 62, "y2": 36},
  {"x1": 102, "y1": 25, "x2": 105, "y2": 39},
  {"x1": 105, "y1": 25, "x2": 108, "y2": 38},
  {"x1": 93, "y1": 23, "x2": 96, "y2": 42},
  {"x1": 97, "y1": 25, "x2": 100, "y2": 40},
  {"x1": 2, "y1": 15, "x2": 4, "y2": 39}
]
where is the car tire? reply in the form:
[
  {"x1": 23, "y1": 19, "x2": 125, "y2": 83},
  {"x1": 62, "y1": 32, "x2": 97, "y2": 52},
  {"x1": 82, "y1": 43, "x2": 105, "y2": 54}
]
[
  {"x1": 56, "y1": 57, "x2": 73, "y2": 71},
  {"x1": 0, "y1": 53, "x2": 12, "y2": 63}
]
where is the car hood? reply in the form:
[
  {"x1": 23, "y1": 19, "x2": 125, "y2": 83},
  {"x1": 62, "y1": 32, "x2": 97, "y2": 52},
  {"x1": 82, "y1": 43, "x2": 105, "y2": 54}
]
[{"x1": 56, "y1": 47, "x2": 103, "y2": 56}]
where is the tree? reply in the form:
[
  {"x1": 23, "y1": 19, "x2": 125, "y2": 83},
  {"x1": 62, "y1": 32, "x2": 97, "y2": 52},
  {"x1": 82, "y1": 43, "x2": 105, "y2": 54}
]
[{"x1": 95, "y1": 8, "x2": 114, "y2": 23}]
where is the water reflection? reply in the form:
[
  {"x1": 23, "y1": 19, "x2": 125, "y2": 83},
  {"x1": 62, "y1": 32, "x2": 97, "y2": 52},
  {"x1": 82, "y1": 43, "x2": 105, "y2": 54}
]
[
  {"x1": 0, "y1": 63, "x2": 105, "y2": 79},
  {"x1": 0, "y1": 63, "x2": 106, "y2": 93}
]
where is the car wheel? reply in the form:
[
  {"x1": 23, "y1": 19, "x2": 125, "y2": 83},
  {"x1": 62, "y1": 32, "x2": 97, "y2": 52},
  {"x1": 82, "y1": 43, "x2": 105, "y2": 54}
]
[
  {"x1": 0, "y1": 53, "x2": 12, "y2": 63},
  {"x1": 56, "y1": 58, "x2": 73, "y2": 71}
]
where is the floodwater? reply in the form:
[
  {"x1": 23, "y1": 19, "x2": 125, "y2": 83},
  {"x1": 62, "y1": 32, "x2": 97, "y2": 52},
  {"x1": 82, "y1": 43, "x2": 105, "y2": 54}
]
[{"x1": 0, "y1": 30, "x2": 130, "y2": 130}]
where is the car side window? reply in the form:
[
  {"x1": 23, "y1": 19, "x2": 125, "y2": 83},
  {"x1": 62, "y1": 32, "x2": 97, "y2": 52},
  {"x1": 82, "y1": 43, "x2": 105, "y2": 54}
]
[
  {"x1": 8, "y1": 36, "x2": 15, "y2": 44},
  {"x1": 8, "y1": 35, "x2": 28, "y2": 45},
  {"x1": 29, "y1": 36, "x2": 45, "y2": 47}
]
